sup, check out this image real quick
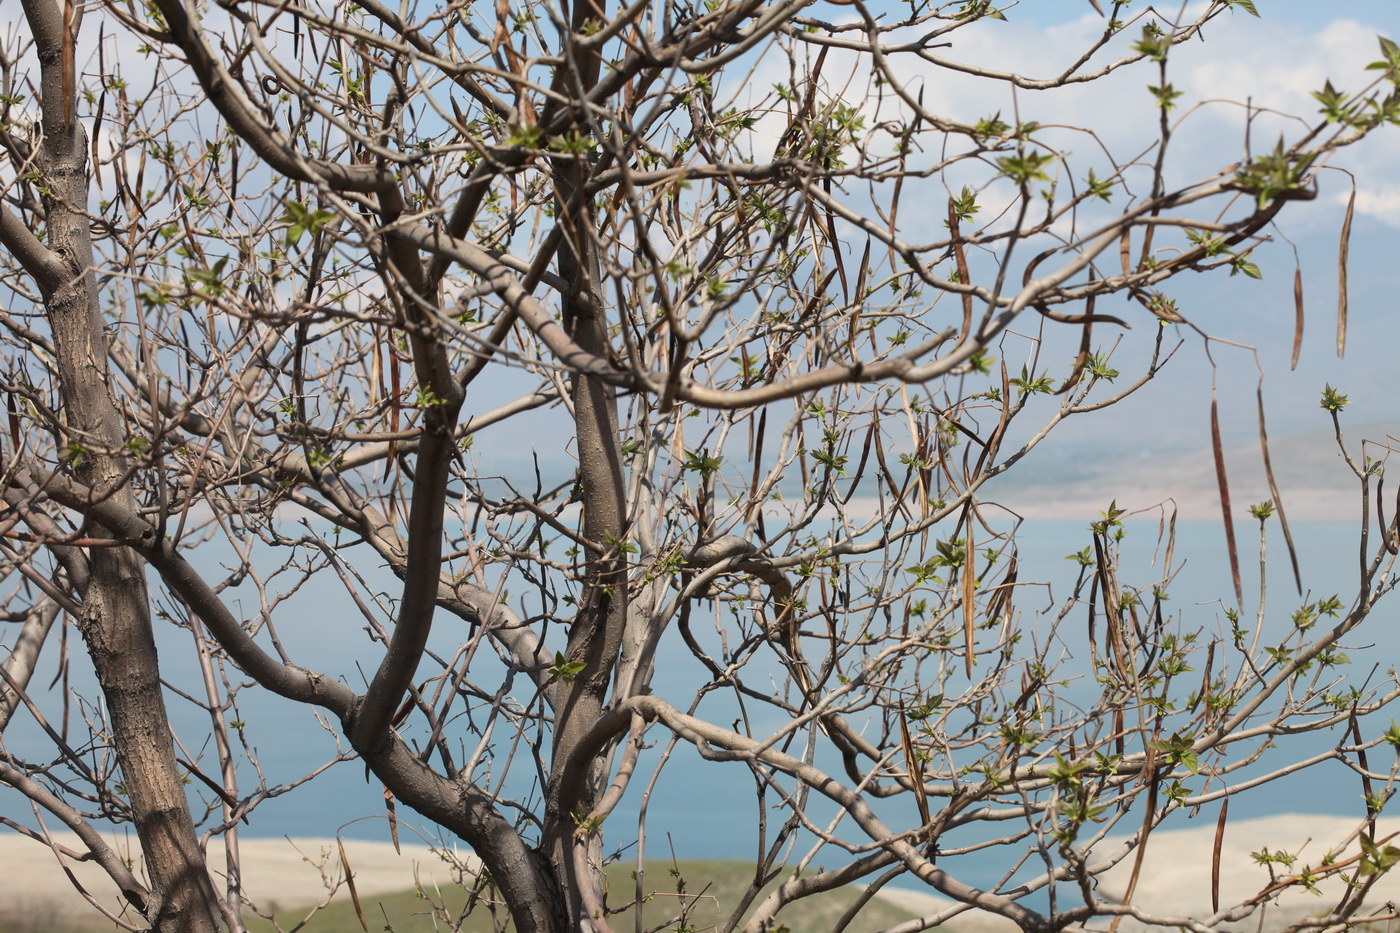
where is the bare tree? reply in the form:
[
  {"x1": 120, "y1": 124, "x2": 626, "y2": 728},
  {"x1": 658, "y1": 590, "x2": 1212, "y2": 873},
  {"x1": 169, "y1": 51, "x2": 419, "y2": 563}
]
[{"x1": 0, "y1": 0, "x2": 1398, "y2": 930}]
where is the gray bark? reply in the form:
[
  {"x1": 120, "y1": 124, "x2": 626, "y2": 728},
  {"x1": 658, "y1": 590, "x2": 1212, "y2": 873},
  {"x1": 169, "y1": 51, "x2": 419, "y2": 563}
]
[
  {"x1": 0, "y1": 1, "x2": 227, "y2": 928},
  {"x1": 538, "y1": 22, "x2": 628, "y2": 926}
]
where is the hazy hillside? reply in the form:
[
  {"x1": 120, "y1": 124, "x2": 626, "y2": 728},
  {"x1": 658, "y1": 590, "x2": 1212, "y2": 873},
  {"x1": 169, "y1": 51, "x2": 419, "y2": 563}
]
[{"x1": 987, "y1": 420, "x2": 1394, "y2": 520}]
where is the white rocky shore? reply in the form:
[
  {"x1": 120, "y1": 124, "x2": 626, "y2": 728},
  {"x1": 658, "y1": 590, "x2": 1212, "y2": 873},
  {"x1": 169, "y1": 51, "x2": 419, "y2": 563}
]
[
  {"x1": 874, "y1": 813, "x2": 1400, "y2": 932},
  {"x1": 0, "y1": 832, "x2": 473, "y2": 926},
  {"x1": 5, "y1": 814, "x2": 1399, "y2": 930}
]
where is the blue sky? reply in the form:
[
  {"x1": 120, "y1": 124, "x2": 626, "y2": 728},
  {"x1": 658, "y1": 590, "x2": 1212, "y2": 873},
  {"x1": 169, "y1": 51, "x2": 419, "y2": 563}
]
[
  {"x1": 1013, "y1": 0, "x2": 1399, "y2": 31},
  {"x1": 5, "y1": 0, "x2": 1398, "y2": 841},
  {"x1": 906, "y1": 1, "x2": 1400, "y2": 515},
  {"x1": 420, "y1": 0, "x2": 1400, "y2": 518}
]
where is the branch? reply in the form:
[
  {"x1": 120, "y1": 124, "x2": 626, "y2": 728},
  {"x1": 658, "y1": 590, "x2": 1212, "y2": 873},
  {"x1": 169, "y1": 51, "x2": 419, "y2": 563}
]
[
  {"x1": 336, "y1": 389, "x2": 558, "y2": 469},
  {"x1": 338, "y1": 0, "x2": 512, "y2": 121},
  {"x1": 9, "y1": 465, "x2": 359, "y2": 715},
  {"x1": 398, "y1": 221, "x2": 984, "y2": 408},
  {"x1": 0, "y1": 596, "x2": 59, "y2": 731},
  {"x1": 0, "y1": 761, "x2": 152, "y2": 915},
  {"x1": 10, "y1": 467, "x2": 559, "y2": 931},
  {"x1": 146, "y1": 0, "x2": 392, "y2": 192},
  {"x1": 351, "y1": 416, "x2": 460, "y2": 746},
  {"x1": 0, "y1": 202, "x2": 65, "y2": 293},
  {"x1": 350, "y1": 193, "x2": 466, "y2": 747},
  {"x1": 562, "y1": 696, "x2": 1054, "y2": 932}
]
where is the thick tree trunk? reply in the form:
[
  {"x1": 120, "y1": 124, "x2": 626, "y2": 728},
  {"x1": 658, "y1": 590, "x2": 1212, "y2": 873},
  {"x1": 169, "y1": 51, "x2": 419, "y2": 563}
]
[
  {"x1": 542, "y1": 112, "x2": 626, "y2": 933},
  {"x1": 30, "y1": 18, "x2": 226, "y2": 933},
  {"x1": 543, "y1": 272, "x2": 628, "y2": 927}
]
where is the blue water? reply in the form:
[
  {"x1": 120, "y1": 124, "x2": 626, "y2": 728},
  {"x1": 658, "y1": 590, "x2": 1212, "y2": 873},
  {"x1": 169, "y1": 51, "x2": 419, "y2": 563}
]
[{"x1": 2, "y1": 518, "x2": 1395, "y2": 901}]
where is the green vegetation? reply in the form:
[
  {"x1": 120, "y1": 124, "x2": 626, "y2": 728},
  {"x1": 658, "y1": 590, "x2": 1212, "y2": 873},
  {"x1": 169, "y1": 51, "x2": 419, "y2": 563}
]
[
  {"x1": 242, "y1": 860, "x2": 921, "y2": 933},
  {"x1": 0, "y1": 861, "x2": 926, "y2": 933},
  {"x1": 0, "y1": 910, "x2": 113, "y2": 933}
]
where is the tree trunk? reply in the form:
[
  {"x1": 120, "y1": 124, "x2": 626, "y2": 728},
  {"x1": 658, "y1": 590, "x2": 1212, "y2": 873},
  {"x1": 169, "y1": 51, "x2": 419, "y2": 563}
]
[
  {"x1": 542, "y1": 145, "x2": 626, "y2": 933},
  {"x1": 528, "y1": 8, "x2": 625, "y2": 925},
  {"x1": 30, "y1": 17, "x2": 226, "y2": 933}
]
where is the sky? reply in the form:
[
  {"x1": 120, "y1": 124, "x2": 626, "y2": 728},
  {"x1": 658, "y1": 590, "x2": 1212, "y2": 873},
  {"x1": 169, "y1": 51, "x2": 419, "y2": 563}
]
[
  {"x1": 411, "y1": 0, "x2": 1400, "y2": 517},
  {"x1": 32, "y1": 0, "x2": 1391, "y2": 515},
  {"x1": 2, "y1": 0, "x2": 1399, "y2": 869},
  {"x1": 884, "y1": 1, "x2": 1400, "y2": 518}
]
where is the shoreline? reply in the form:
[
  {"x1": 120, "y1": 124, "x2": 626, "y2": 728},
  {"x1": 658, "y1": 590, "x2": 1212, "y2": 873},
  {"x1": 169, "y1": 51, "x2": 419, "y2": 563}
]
[{"x1": 4, "y1": 813, "x2": 1397, "y2": 929}]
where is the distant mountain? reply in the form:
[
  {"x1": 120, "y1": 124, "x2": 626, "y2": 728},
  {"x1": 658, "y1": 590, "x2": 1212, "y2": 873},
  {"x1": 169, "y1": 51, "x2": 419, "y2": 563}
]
[{"x1": 985, "y1": 421, "x2": 1396, "y2": 521}]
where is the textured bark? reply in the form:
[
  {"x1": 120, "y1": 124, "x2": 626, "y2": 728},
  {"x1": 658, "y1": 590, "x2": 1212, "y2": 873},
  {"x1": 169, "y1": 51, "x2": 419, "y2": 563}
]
[
  {"x1": 538, "y1": 26, "x2": 627, "y2": 925},
  {"x1": 542, "y1": 278, "x2": 628, "y2": 927},
  {"x1": 22, "y1": 4, "x2": 225, "y2": 929}
]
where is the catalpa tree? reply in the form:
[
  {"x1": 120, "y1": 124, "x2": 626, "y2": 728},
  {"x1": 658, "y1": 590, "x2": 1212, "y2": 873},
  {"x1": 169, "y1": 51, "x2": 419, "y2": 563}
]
[{"x1": 0, "y1": 0, "x2": 1397, "y2": 930}]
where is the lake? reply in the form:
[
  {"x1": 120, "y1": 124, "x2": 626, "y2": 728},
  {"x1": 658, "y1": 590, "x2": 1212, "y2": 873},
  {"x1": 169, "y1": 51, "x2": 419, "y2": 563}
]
[{"x1": 1, "y1": 517, "x2": 1393, "y2": 899}]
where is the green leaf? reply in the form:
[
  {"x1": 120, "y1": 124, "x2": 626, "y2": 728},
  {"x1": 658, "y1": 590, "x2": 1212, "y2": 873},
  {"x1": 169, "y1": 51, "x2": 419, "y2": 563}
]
[
  {"x1": 682, "y1": 449, "x2": 723, "y2": 477},
  {"x1": 948, "y1": 185, "x2": 980, "y2": 224},
  {"x1": 1312, "y1": 80, "x2": 1358, "y2": 124},
  {"x1": 1186, "y1": 228, "x2": 1225, "y2": 256},
  {"x1": 1368, "y1": 36, "x2": 1400, "y2": 81},
  {"x1": 1147, "y1": 83, "x2": 1184, "y2": 111},
  {"x1": 548, "y1": 651, "x2": 588, "y2": 686},
  {"x1": 957, "y1": 0, "x2": 1006, "y2": 20},
  {"x1": 996, "y1": 151, "x2": 1054, "y2": 187},
  {"x1": 972, "y1": 112, "x2": 1011, "y2": 140},
  {"x1": 906, "y1": 538, "x2": 967, "y2": 583},
  {"x1": 1319, "y1": 384, "x2": 1349, "y2": 413},
  {"x1": 184, "y1": 256, "x2": 229, "y2": 297},
  {"x1": 1230, "y1": 254, "x2": 1262, "y2": 279},
  {"x1": 1083, "y1": 168, "x2": 1114, "y2": 202},
  {"x1": 507, "y1": 123, "x2": 545, "y2": 148},
  {"x1": 1009, "y1": 365, "x2": 1054, "y2": 394},
  {"x1": 1065, "y1": 546, "x2": 1093, "y2": 567},
  {"x1": 1231, "y1": 137, "x2": 1317, "y2": 208},
  {"x1": 1385, "y1": 721, "x2": 1400, "y2": 749},
  {"x1": 1086, "y1": 353, "x2": 1118, "y2": 381},
  {"x1": 1360, "y1": 836, "x2": 1400, "y2": 876},
  {"x1": 281, "y1": 201, "x2": 337, "y2": 245},
  {"x1": 1132, "y1": 25, "x2": 1169, "y2": 62}
]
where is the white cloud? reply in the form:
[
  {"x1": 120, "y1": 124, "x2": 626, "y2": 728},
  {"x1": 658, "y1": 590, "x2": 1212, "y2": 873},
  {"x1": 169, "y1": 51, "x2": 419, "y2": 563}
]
[{"x1": 735, "y1": 9, "x2": 1400, "y2": 229}]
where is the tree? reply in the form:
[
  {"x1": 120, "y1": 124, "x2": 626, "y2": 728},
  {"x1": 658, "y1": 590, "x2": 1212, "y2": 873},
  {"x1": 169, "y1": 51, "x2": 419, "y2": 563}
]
[{"x1": 0, "y1": 0, "x2": 1398, "y2": 930}]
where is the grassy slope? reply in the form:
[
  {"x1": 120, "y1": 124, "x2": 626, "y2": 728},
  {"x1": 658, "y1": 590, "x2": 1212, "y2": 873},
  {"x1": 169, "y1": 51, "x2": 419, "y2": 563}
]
[{"x1": 241, "y1": 859, "x2": 922, "y2": 933}]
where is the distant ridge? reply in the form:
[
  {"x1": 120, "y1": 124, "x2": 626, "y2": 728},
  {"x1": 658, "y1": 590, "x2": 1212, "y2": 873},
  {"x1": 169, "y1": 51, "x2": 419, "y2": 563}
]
[{"x1": 986, "y1": 421, "x2": 1396, "y2": 520}]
